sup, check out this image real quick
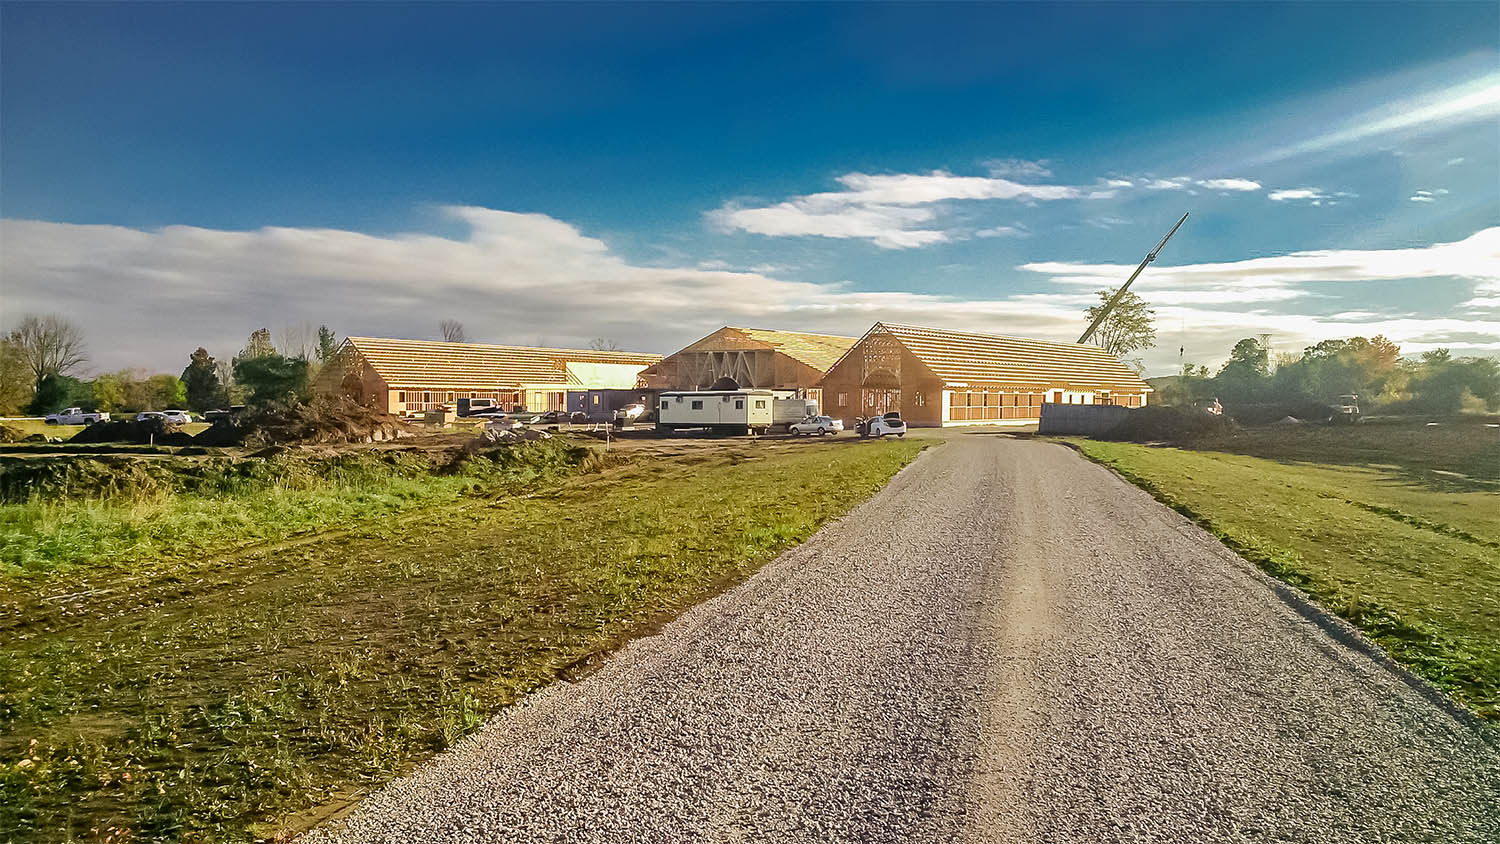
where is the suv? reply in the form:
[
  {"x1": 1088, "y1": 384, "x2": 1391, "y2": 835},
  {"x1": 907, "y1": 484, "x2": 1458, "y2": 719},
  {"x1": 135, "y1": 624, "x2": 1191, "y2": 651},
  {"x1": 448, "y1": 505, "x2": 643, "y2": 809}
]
[{"x1": 788, "y1": 415, "x2": 843, "y2": 436}]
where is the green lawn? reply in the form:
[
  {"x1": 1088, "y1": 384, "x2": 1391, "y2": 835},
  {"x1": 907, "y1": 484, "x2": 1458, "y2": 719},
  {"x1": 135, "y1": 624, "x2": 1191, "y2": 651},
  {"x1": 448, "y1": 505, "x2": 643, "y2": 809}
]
[
  {"x1": 1072, "y1": 434, "x2": 1499, "y2": 720},
  {"x1": 0, "y1": 437, "x2": 926, "y2": 842}
]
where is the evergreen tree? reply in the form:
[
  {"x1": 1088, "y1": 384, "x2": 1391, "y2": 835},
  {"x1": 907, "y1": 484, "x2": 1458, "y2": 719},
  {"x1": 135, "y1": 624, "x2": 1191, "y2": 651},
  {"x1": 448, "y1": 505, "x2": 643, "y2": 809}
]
[
  {"x1": 182, "y1": 348, "x2": 222, "y2": 412},
  {"x1": 316, "y1": 326, "x2": 339, "y2": 362}
]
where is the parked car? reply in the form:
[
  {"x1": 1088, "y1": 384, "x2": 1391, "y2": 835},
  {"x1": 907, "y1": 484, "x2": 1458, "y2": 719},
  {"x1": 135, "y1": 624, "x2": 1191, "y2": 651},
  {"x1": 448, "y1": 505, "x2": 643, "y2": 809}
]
[
  {"x1": 615, "y1": 403, "x2": 647, "y2": 421},
  {"x1": 135, "y1": 411, "x2": 165, "y2": 422},
  {"x1": 160, "y1": 409, "x2": 192, "y2": 424},
  {"x1": 44, "y1": 407, "x2": 109, "y2": 425},
  {"x1": 788, "y1": 415, "x2": 843, "y2": 436},
  {"x1": 569, "y1": 411, "x2": 589, "y2": 424},
  {"x1": 1333, "y1": 394, "x2": 1361, "y2": 424},
  {"x1": 857, "y1": 413, "x2": 907, "y2": 438},
  {"x1": 203, "y1": 405, "x2": 246, "y2": 422}
]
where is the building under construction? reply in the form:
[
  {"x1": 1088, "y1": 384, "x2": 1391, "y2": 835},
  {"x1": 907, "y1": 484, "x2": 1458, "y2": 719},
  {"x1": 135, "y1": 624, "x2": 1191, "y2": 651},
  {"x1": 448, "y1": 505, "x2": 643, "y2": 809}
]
[
  {"x1": 315, "y1": 336, "x2": 662, "y2": 415},
  {"x1": 818, "y1": 323, "x2": 1153, "y2": 427},
  {"x1": 638, "y1": 326, "x2": 857, "y2": 408}
]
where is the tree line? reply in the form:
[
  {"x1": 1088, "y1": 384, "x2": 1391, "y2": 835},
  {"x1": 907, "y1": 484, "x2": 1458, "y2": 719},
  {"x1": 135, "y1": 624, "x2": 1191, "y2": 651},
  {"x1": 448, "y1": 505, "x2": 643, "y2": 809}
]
[
  {"x1": 0, "y1": 315, "x2": 343, "y2": 416},
  {"x1": 1157, "y1": 335, "x2": 1500, "y2": 415}
]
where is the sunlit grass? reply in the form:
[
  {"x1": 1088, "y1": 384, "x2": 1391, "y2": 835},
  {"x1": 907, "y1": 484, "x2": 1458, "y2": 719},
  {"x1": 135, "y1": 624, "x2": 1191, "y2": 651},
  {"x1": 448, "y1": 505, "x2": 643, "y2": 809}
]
[{"x1": 0, "y1": 438, "x2": 926, "y2": 842}]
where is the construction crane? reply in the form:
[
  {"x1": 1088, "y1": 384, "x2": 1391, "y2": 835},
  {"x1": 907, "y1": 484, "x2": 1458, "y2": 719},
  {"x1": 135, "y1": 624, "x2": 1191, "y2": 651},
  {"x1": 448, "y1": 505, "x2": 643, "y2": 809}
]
[{"x1": 1078, "y1": 212, "x2": 1189, "y2": 345}]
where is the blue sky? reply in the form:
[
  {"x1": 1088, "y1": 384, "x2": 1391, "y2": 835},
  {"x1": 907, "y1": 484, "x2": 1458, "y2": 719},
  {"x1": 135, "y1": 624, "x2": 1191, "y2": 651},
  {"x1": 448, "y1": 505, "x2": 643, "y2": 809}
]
[{"x1": 2, "y1": 2, "x2": 1497, "y2": 374}]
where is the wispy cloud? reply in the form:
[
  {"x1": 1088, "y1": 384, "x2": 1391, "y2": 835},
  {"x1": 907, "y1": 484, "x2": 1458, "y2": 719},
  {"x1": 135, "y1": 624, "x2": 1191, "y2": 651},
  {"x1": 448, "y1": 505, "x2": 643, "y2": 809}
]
[
  {"x1": 1268, "y1": 187, "x2": 1330, "y2": 203},
  {"x1": 1197, "y1": 178, "x2": 1262, "y2": 192},
  {"x1": 1247, "y1": 70, "x2": 1500, "y2": 166},
  {"x1": 1408, "y1": 188, "x2": 1450, "y2": 203},
  {"x1": 975, "y1": 224, "x2": 1030, "y2": 239},
  {"x1": 710, "y1": 169, "x2": 1084, "y2": 248}
]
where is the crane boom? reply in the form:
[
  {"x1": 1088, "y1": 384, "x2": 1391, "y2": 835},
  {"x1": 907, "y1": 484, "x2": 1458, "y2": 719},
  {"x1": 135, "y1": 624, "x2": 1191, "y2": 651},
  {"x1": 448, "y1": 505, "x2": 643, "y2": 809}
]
[{"x1": 1077, "y1": 212, "x2": 1189, "y2": 345}]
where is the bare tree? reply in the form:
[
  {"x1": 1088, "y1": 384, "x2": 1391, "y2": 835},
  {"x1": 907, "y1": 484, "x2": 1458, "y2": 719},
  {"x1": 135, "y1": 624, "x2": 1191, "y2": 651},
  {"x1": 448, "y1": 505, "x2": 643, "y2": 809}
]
[
  {"x1": 440, "y1": 319, "x2": 468, "y2": 343},
  {"x1": 277, "y1": 322, "x2": 319, "y2": 361},
  {"x1": 8, "y1": 313, "x2": 87, "y2": 393},
  {"x1": 588, "y1": 337, "x2": 622, "y2": 351}
]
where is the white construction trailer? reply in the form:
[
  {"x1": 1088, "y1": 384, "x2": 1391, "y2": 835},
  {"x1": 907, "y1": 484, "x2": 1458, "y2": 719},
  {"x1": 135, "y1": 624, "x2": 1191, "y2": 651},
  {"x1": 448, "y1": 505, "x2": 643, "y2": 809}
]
[{"x1": 657, "y1": 390, "x2": 779, "y2": 435}]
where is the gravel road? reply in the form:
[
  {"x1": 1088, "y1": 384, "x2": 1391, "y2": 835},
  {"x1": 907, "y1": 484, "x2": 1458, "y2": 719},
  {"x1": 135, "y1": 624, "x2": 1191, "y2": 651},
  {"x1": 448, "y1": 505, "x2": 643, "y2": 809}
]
[{"x1": 307, "y1": 436, "x2": 1500, "y2": 843}]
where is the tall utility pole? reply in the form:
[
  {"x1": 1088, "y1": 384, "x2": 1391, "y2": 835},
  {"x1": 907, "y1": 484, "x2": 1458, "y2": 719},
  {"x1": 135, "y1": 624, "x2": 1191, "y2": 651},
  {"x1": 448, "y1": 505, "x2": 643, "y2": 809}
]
[{"x1": 1078, "y1": 212, "x2": 1189, "y2": 345}]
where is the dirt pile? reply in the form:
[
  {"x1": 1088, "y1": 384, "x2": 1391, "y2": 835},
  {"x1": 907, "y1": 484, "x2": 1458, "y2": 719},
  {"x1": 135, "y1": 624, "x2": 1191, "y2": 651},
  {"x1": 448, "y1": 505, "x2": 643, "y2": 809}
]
[
  {"x1": 70, "y1": 417, "x2": 195, "y2": 446},
  {"x1": 1098, "y1": 405, "x2": 1237, "y2": 443},
  {"x1": 1225, "y1": 401, "x2": 1335, "y2": 426},
  {"x1": 0, "y1": 424, "x2": 25, "y2": 443},
  {"x1": 194, "y1": 400, "x2": 412, "y2": 447}
]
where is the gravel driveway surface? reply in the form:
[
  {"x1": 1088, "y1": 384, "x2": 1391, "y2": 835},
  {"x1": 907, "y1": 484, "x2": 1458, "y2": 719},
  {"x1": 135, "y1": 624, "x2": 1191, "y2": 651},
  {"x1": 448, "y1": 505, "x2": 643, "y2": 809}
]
[{"x1": 307, "y1": 436, "x2": 1500, "y2": 843}]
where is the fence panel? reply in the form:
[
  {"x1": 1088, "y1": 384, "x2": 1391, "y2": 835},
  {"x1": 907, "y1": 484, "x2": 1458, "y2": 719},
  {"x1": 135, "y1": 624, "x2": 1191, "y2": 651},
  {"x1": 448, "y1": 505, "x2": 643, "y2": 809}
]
[{"x1": 1036, "y1": 403, "x2": 1129, "y2": 436}]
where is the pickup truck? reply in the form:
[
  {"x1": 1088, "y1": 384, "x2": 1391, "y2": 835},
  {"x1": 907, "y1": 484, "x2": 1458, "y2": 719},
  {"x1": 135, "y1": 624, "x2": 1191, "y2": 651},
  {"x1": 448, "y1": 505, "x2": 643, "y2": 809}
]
[{"x1": 44, "y1": 407, "x2": 110, "y2": 425}]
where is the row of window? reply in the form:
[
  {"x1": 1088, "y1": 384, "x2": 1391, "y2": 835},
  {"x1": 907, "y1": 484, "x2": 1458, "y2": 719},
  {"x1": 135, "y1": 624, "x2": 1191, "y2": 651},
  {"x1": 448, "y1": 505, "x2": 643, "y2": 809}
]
[
  {"x1": 951, "y1": 391, "x2": 1046, "y2": 408},
  {"x1": 397, "y1": 390, "x2": 506, "y2": 413},
  {"x1": 662, "y1": 397, "x2": 769, "y2": 411},
  {"x1": 827, "y1": 389, "x2": 1145, "y2": 416}
]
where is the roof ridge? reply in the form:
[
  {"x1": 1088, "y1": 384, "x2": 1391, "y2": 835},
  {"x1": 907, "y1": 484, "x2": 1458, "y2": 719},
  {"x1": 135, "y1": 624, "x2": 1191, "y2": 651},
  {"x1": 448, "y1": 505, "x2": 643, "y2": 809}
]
[
  {"x1": 346, "y1": 336, "x2": 660, "y2": 359},
  {"x1": 730, "y1": 327, "x2": 860, "y2": 341},
  {"x1": 875, "y1": 322, "x2": 1113, "y2": 353}
]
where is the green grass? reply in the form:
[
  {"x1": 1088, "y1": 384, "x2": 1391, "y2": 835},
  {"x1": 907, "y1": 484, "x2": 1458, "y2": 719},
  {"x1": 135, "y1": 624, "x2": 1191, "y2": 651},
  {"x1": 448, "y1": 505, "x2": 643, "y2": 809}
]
[
  {"x1": 1071, "y1": 430, "x2": 1499, "y2": 721},
  {"x1": 0, "y1": 446, "x2": 586, "y2": 577},
  {"x1": 0, "y1": 437, "x2": 925, "y2": 842}
]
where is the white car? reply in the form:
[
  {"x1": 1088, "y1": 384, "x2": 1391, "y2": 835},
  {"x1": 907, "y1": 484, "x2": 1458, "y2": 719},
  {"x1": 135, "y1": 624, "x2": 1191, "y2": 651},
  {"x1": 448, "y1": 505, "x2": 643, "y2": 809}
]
[
  {"x1": 138, "y1": 410, "x2": 191, "y2": 424},
  {"x1": 788, "y1": 415, "x2": 843, "y2": 436},
  {"x1": 857, "y1": 413, "x2": 907, "y2": 438},
  {"x1": 44, "y1": 407, "x2": 109, "y2": 425}
]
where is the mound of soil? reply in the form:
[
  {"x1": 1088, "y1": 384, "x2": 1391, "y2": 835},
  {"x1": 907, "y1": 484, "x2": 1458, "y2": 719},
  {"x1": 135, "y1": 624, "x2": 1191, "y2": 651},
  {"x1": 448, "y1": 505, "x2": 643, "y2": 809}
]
[
  {"x1": 0, "y1": 424, "x2": 25, "y2": 443},
  {"x1": 70, "y1": 417, "x2": 195, "y2": 446},
  {"x1": 193, "y1": 399, "x2": 411, "y2": 448},
  {"x1": 1098, "y1": 405, "x2": 1238, "y2": 443},
  {"x1": 1225, "y1": 400, "x2": 1335, "y2": 426}
]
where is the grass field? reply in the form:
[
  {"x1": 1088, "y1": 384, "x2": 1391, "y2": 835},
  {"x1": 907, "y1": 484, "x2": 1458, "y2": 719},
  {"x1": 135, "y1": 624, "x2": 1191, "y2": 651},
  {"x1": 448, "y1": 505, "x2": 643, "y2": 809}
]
[
  {"x1": 0, "y1": 445, "x2": 586, "y2": 576},
  {"x1": 0, "y1": 436, "x2": 926, "y2": 842},
  {"x1": 1072, "y1": 422, "x2": 1499, "y2": 720}
]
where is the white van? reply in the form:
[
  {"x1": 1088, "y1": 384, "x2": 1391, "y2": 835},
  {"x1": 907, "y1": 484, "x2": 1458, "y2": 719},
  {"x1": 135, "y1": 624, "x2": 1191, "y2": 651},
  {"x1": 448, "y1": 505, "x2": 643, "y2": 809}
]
[{"x1": 657, "y1": 390, "x2": 776, "y2": 435}]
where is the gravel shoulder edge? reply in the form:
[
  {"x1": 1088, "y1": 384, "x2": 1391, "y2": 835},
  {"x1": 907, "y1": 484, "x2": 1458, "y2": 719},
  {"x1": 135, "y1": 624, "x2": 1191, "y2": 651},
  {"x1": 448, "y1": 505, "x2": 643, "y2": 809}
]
[
  {"x1": 298, "y1": 440, "x2": 949, "y2": 841},
  {"x1": 1052, "y1": 436, "x2": 1499, "y2": 746}
]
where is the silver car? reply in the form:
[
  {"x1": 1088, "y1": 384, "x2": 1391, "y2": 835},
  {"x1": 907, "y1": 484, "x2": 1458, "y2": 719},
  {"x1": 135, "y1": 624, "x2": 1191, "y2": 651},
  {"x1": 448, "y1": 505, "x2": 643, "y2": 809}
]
[{"x1": 788, "y1": 415, "x2": 843, "y2": 436}]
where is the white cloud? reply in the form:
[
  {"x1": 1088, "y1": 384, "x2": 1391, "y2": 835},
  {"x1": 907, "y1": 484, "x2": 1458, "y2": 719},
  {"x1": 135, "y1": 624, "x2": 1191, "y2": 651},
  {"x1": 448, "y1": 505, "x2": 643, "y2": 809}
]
[
  {"x1": 0, "y1": 207, "x2": 1091, "y2": 370},
  {"x1": 1021, "y1": 228, "x2": 1500, "y2": 364},
  {"x1": 1196, "y1": 178, "x2": 1262, "y2": 192},
  {"x1": 1446, "y1": 157, "x2": 1466, "y2": 166},
  {"x1": 710, "y1": 200, "x2": 948, "y2": 249},
  {"x1": 5, "y1": 209, "x2": 1496, "y2": 377},
  {"x1": 1268, "y1": 187, "x2": 1329, "y2": 202},
  {"x1": 1104, "y1": 179, "x2": 1135, "y2": 188},
  {"x1": 1145, "y1": 177, "x2": 1192, "y2": 190},
  {"x1": 1409, "y1": 188, "x2": 1451, "y2": 203},
  {"x1": 710, "y1": 169, "x2": 1084, "y2": 249}
]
